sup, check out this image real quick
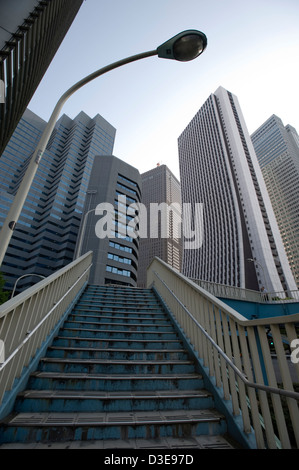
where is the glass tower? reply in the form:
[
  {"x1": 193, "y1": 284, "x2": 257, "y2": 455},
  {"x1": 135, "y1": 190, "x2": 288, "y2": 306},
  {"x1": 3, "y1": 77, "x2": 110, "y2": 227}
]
[
  {"x1": 0, "y1": 108, "x2": 116, "y2": 292},
  {"x1": 251, "y1": 115, "x2": 299, "y2": 288},
  {"x1": 178, "y1": 86, "x2": 297, "y2": 293}
]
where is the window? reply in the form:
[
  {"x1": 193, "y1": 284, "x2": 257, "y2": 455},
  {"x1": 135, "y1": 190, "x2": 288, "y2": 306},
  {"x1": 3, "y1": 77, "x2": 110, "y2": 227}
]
[
  {"x1": 107, "y1": 253, "x2": 132, "y2": 265},
  {"x1": 106, "y1": 265, "x2": 131, "y2": 277}
]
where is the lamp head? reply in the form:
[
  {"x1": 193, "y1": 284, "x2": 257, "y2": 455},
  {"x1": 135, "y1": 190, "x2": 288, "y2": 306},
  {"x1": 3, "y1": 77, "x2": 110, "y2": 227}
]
[{"x1": 157, "y1": 30, "x2": 207, "y2": 62}]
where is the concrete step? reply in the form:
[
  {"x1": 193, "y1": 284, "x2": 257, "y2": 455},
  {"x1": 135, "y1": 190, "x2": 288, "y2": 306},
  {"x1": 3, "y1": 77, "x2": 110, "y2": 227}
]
[
  {"x1": 0, "y1": 409, "x2": 228, "y2": 444},
  {"x1": 74, "y1": 306, "x2": 165, "y2": 314},
  {"x1": 46, "y1": 346, "x2": 190, "y2": 361},
  {"x1": 78, "y1": 297, "x2": 161, "y2": 305},
  {"x1": 0, "y1": 434, "x2": 236, "y2": 449},
  {"x1": 54, "y1": 335, "x2": 184, "y2": 350},
  {"x1": 28, "y1": 371, "x2": 204, "y2": 392},
  {"x1": 14, "y1": 389, "x2": 214, "y2": 413},
  {"x1": 38, "y1": 357, "x2": 196, "y2": 374},
  {"x1": 73, "y1": 308, "x2": 168, "y2": 319},
  {"x1": 78, "y1": 298, "x2": 161, "y2": 311},
  {"x1": 59, "y1": 325, "x2": 178, "y2": 341},
  {"x1": 69, "y1": 313, "x2": 170, "y2": 324},
  {"x1": 63, "y1": 320, "x2": 174, "y2": 332},
  {"x1": 58, "y1": 327, "x2": 179, "y2": 340}
]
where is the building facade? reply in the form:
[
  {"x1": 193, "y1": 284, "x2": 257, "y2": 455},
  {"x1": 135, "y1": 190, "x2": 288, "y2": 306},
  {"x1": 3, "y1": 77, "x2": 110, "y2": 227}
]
[
  {"x1": 251, "y1": 115, "x2": 299, "y2": 288},
  {"x1": 178, "y1": 86, "x2": 297, "y2": 294},
  {"x1": 0, "y1": 108, "x2": 116, "y2": 292},
  {"x1": 137, "y1": 164, "x2": 182, "y2": 287},
  {"x1": 75, "y1": 155, "x2": 141, "y2": 287},
  {"x1": 0, "y1": 0, "x2": 83, "y2": 155}
]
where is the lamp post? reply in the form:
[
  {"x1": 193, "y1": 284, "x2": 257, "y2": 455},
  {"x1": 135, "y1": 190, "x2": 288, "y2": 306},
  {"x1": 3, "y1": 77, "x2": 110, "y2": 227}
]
[
  {"x1": 11, "y1": 274, "x2": 45, "y2": 298},
  {"x1": 75, "y1": 208, "x2": 97, "y2": 259},
  {"x1": 0, "y1": 30, "x2": 207, "y2": 267},
  {"x1": 247, "y1": 257, "x2": 269, "y2": 292}
]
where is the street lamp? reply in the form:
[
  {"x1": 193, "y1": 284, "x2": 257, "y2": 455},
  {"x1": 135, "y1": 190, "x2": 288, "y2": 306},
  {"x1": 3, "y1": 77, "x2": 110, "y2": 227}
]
[
  {"x1": 75, "y1": 208, "x2": 97, "y2": 259},
  {"x1": 0, "y1": 30, "x2": 207, "y2": 267},
  {"x1": 247, "y1": 258, "x2": 268, "y2": 292},
  {"x1": 11, "y1": 274, "x2": 45, "y2": 298}
]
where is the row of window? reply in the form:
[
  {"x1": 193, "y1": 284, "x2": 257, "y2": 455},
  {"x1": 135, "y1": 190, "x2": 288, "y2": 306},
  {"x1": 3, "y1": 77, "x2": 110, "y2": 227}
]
[
  {"x1": 107, "y1": 252, "x2": 132, "y2": 265},
  {"x1": 109, "y1": 241, "x2": 132, "y2": 254},
  {"x1": 106, "y1": 265, "x2": 132, "y2": 277}
]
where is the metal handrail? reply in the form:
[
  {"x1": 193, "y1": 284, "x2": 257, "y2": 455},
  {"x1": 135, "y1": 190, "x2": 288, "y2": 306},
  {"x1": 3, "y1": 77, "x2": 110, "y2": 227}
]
[
  {"x1": 154, "y1": 270, "x2": 299, "y2": 401},
  {"x1": 0, "y1": 251, "x2": 93, "y2": 409},
  {"x1": 0, "y1": 263, "x2": 91, "y2": 373},
  {"x1": 191, "y1": 278, "x2": 299, "y2": 304}
]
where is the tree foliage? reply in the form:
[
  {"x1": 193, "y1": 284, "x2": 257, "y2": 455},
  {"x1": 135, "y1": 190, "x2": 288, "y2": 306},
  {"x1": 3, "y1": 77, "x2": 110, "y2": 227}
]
[{"x1": 0, "y1": 272, "x2": 9, "y2": 305}]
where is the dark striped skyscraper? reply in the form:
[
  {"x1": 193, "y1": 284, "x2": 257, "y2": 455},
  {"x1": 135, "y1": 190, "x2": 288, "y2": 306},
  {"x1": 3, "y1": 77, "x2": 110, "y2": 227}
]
[
  {"x1": 75, "y1": 155, "x2": 141, "y2": 287},
  {"x1": 0, "y1": 108, "x2": 116, "y2": 292},
  {"x1": 178, "y1": 86, "x2": 297, "y2": 293}
]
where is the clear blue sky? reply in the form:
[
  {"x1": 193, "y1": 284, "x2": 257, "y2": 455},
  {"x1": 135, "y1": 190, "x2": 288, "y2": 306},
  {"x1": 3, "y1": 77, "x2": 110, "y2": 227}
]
[{"x1": 29, "y1": 0, "x2": 299, "y2": 178}]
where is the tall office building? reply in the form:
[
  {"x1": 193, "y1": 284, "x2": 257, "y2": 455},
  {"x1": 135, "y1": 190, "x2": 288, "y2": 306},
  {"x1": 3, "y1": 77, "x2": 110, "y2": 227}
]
[
  {"x1": 138, "y1": 164, "x2": 182, "y2": 287},
  {"x1": 251, "y1": 115, "x2": 299, "y2": 288},
  {"x1": 75, "y1": 155, "x2": 141, "y2": 287},
  {"x1": 0, "y1": 0, "x2": 83, "y2": 155},
  {"x1": 0, "y1": 108, "x2": 116, "y2": 292},
  {"x1": 178, "y1": 86, "x2": 297, "y2": 293}
]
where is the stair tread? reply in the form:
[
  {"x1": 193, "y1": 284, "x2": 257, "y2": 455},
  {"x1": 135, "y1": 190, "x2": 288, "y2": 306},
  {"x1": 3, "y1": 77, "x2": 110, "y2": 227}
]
[
  {"x1": 31, "y1": 371, "x2": 202, "y2": 379},
  {"x1": 0, "y1": 434, "x2": 236, "y2": 449},
  {"x1": 18, "y1": 389, "x2": 210, "y2": 399},
  {"x1": 65, "y1": 320, "x2": 172, "y2": 328},
  {"x1": 70, "y1": 314, "x2": 169, "y2": 321},
  {"x1": 41, "y1": 357, "x2": 194, "y2": 364},
  {"x1": 74, "y1": 309, "x2": 166, "y2": 316},
  {"x1": 67, "y1": 319, "x2": 172, "y2": 333},
  {"x1": 56, "y1": 335, "x2": 182, "y2": 343},
  {"x1": 61, "y1": 327, "x2": 178, "y2": 335},
  {"x1": 3, "y1": 409, "x2": 224, "y2": 426},
  {"x1": 49, "y1": 346, "x2": 186, "y2": 353}
]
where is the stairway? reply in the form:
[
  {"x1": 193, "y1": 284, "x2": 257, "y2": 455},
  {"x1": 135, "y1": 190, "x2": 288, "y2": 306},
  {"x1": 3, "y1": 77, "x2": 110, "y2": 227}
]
[{"x1": 0, "y1": 285, "x2": 237, "y2": 449}]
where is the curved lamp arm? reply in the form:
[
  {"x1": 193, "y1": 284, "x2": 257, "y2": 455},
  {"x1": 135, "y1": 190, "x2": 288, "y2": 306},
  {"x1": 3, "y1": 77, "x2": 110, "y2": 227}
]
[
  {"x1": 0, "y1": 29, "x2": 207, "y2": 267},
  {"x1": 0, "y1": 50, "x2": 157, "y2": 266}
]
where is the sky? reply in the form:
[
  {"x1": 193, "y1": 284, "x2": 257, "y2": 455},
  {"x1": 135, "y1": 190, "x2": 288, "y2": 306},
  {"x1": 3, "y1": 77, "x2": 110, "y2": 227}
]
[{"x1": 28, "y1": 0, "x2": 299, "y2": 179}]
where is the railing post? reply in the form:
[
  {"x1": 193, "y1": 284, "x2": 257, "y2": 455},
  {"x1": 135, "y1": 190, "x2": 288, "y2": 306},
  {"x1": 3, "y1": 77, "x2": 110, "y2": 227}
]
[{"x1": 253, "y1": 326, "x2": 268, "y2": 386}]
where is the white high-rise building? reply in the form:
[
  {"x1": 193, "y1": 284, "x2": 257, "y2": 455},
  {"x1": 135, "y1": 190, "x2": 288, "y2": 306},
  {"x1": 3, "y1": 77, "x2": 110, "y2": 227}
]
[{"x1": 178, "y1": 86, "x2": 297, "y2": 293}]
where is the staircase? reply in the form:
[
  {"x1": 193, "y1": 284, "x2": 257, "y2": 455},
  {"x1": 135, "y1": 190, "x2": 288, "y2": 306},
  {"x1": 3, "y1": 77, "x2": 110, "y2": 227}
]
[{"x1": 0, "y1": 285, "x2": 237, "y2": 449}]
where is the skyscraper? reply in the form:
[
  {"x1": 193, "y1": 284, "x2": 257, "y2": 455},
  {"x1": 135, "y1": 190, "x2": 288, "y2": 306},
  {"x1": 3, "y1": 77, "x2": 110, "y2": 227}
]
[
  {"x1": 0, "y1": 108, "x2": 116, "y2": 292},
  {"x1": 178, "y1": 86, "x2": 297, "y2": 293},
  {"x1": 0, "y1": 0, "x2": 83, "y2": 155},
  {"x1": 75, "y1": 155, "x2": 141, "y2": 287},
  {"x1": 138, "y1": 164, "x2": 182, "y2": 287},
  {"x1": 251, "y1": 115, "x2": 299, "y2": 288}
]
